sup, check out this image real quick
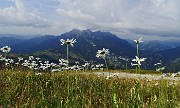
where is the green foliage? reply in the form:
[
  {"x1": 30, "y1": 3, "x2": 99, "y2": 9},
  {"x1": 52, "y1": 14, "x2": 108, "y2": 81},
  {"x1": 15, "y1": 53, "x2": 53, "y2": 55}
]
[{"x1": 0, "y1": 71, "x2": 179, "y2": 107}]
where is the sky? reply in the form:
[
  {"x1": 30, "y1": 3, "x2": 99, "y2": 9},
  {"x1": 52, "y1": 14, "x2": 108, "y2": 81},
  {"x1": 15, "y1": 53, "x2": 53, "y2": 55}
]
[{"x1": 0, "y1": 0, "x2": 180, "y2": 41}]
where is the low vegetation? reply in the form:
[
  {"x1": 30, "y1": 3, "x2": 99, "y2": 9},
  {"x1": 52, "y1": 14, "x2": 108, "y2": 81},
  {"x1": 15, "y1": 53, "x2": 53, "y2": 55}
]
[{"x1": 0, "y1": 71, "x2": 179, "y2": 108}]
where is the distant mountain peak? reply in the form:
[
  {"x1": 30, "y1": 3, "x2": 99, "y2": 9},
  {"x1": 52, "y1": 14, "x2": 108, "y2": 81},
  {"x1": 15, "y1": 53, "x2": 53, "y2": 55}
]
[
  {"x1": 70, "y1": 28, "x2": 82, "y2": 34},
  {"x1": 83, "y1": 29, "x2": 92, "y2": 34},
  {"x1": 69, "y1": 28, "x2": 113, "y2": 35}
]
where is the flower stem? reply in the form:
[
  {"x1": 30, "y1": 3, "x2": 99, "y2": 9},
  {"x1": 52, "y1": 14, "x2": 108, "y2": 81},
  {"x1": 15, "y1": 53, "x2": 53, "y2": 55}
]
[
  {"x1": 67, "y1": 75, "x2": 70, "y2": 105},
  {"x1": 4, "y1": 53, "x2": 6, "y2": 68},
  {"x1": 136, "y1": 43, "x2": 141, "y2": 73},
  {"x1": 136, "y1": 43, "x2": 139, "y2": 57},
  {"x1": 126, "y1": 62, "x2": 127, "y2": 72},
  {"x1": 104, "y1": 58, "x2": 108, "y2": 70},
  {"x1": 67, "y1": 45, "x2": 69, "y2": 64},
  {"x1": 138, "y1": 64, "x2": 141, "y2": 74}
]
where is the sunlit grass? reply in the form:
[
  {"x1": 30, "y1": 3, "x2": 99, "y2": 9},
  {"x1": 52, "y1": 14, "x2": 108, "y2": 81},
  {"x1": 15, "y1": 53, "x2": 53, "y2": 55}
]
[{"x1": 0, "y1": 70, "x2": 179, "y2": 108}]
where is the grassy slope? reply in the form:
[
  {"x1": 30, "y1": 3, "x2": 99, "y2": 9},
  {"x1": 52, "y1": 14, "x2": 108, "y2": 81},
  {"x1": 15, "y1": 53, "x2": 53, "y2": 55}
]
[{"x1": 0, "y1": 70, "x2": 180, "y2": 107}]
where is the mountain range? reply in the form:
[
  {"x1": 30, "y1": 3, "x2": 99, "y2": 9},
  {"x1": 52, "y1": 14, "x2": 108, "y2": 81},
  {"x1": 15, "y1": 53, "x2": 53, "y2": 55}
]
[
  {"x1": 0, "y1": 29, "x2": 179, "y2": 72},
  {"x1": 127, "y1": 40, "x2": 180, "y2": 51}
]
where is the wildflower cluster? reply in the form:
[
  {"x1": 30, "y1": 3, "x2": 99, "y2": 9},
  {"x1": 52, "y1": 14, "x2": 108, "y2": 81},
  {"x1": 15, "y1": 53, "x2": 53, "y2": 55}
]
[
  {"x1": 0, "y1": 45, "x2": 106, "y2": 72},
  {"x1": 20, "y1": 56, "x2": 105, "y2": 72},
  {"x1": 0, "y1": 46, "x2": 12, "y2": 66}
]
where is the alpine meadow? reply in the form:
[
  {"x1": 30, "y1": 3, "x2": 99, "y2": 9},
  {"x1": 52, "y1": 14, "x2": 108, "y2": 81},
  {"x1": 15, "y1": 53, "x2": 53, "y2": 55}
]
[{"x1": 0, "y1": 0, "x2": 180, "y2": 108}]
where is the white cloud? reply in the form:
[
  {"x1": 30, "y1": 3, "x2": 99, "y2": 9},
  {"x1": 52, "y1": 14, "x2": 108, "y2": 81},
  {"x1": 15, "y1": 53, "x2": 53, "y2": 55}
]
[
  {"x1": 55, "y1": 0, "x2": 180, "y2": 40},
  {"x1": 0, "y1": 0, "x2": 49, "y2": 28},
  {"x1": 56, "y1": 9, "x2": 95, "y2": 21}
]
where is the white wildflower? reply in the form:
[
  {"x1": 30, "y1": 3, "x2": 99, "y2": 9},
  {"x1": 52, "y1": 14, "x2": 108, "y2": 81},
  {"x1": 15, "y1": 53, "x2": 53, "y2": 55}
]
[
  {"x1": 132, "y1": 56, "x2": 146, "y2": 65},
  {"x1": 9, "y1": 59, "x2": 14, "y2": 64},
  {"x1": 15, "y1": 62, "x2": 20, "y2": 65},
  {"x1": 1, "y1": 46, "x2": 11, "y2": 53},
  {"x1": 60, "y1": 38, "x2": 77, "y2": 47},
  {"x1": 36, "y1": 57, "x2": 40, "y2": 60},
  {"x1": 156, "y1": 66, "x2": 165, "y2": 71},
  {"x1": 18, "y1": 57, "x2": 24, "y2": 61},
  {"x1": 154, "y1": 62, "x2": 161, "y2": 66},
  {"x1": 75, "y1": 61, "x2": 79, "y2": 65},
  {"x1": 134, "y1": 37, "x2": 143, "y2": 44},
  {"x1": 51, "y1": 69, "x2": 62, "y2": 72},
  {"x1": 96, "y1": 48, "x2": 110, "y2": 59},
  {"x1": 59, "y1": 59, "x2": 69, "y2": 67},
  {"x1": 131, "y1": 63, "x2": 138, "y2": 66},
  {"x1": 82, "y1": 63, "x2": 90, "y2": 68},
  {"x1": 35, "y1": 73, "x2": 42, "y2": 75},
  {"x1": 29, "y1": 56, "x2": 34, "y2": 61}
]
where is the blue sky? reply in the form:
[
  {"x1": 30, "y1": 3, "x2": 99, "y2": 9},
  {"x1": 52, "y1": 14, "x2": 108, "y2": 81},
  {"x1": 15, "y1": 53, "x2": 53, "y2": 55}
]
[{"x1": 0, "y1": 0, "x2": 180, "y2": 41}]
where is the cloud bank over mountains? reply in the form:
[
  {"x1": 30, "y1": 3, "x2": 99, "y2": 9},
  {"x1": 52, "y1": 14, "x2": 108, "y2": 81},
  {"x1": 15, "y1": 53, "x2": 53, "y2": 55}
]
[{"x1": 0, "y1": 0, "x2": 179, "y2": 40}]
